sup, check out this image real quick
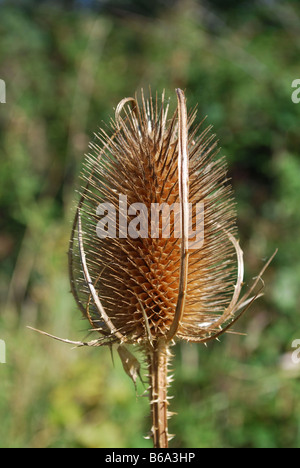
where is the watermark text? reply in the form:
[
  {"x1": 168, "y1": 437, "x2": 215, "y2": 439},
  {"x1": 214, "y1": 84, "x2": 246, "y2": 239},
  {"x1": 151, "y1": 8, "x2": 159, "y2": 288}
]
[
  {"x1": 0, "y1": 79, "x2": 6, "y2": 104},
  {"x1": 0, "y1": 339, "x2": 6, "y2": 364},
  {"x1": 96, "y1": 195, "x2": 204, "y2": 250},
  {"x1": 291, "y1": 79, "x2": 300, "y2": 104},
  {"x1": 291, "y1": 339, "x2": 300, "y2": 364}
]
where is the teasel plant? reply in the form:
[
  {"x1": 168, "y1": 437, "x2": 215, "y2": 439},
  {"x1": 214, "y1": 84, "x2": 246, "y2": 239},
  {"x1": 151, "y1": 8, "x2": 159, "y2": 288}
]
[{"x1": 29, "y1": 88, "x2": 276, "y2": 448}]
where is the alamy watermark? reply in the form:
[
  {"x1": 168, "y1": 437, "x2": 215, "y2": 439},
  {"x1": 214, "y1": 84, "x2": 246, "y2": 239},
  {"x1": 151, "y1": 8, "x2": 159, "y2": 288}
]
[
  {"x1": 291, "y1": 339, "x2": 300, "y2": 364},
  {"x1": 0, "y1": 339, "x2": 6, "y2": 364},
  {"x1": 0, "y1": 79, "x2": 6, "y2": 104},
  {"x1": 291, "y1": 79, "x2": 300, "y2": 104},
  {"x1": 96, "y1": 195, "x2": 205, "y2": 250}
]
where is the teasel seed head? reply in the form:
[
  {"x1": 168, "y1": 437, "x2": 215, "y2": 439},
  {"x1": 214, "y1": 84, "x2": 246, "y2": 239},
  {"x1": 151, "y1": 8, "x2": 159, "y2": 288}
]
[
  {"x1": 67, "y1": 88, "x2": 277, "y2": 449},
  {"x1": 69, "y1": 88, "x2": 272, "y2": 349},
  {"x1": 29, "y1": 88, "x2": 276, "y2": 449}
]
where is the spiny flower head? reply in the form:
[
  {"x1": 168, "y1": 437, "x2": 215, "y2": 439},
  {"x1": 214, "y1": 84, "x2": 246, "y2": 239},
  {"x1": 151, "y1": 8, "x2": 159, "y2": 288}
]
[
  {"x1": 29, "y1": 88, "x2": 276, "y2": 449},
  {"x1": 68, "y1": 89, "x2": 272, "y2": 348}
]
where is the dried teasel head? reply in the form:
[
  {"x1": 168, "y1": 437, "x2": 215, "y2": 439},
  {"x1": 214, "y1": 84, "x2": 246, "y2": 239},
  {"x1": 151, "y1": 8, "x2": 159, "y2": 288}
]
[
  {"x1": 65, "y1": 88, "x2": 276, "y2": 447},
  {"x1": 69, "y1": 89, "x2": 274, "y2": 347}
]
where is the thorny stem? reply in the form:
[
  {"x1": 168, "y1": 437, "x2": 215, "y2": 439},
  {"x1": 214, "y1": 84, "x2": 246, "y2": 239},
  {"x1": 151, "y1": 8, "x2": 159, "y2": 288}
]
[{"x1": 147, "y1": 340, "x2": 172, "y2": 448}]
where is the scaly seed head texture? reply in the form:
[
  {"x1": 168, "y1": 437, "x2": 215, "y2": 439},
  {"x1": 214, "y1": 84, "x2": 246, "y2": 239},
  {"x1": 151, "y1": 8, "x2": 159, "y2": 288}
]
[{"x1": 69, "y1": 89, "x2": 240, "y2": 346}]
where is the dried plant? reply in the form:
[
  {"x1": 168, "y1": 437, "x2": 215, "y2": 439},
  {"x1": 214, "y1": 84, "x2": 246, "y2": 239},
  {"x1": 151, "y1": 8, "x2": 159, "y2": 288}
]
[{"x1": 30, "y1": 88, "x2": 276, "y2": 448}]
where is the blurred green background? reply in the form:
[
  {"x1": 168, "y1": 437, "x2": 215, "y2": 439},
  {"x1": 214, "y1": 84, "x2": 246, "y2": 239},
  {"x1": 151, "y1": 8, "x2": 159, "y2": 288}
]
[{"x1": 1, "y1": 0, "x2": 300, "y2": 448}]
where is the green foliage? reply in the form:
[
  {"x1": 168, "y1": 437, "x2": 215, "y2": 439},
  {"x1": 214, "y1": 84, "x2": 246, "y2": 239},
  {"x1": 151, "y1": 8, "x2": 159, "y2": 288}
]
[{"x1": 1, "y1": 0, "x2": 300, "y2": 448}]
